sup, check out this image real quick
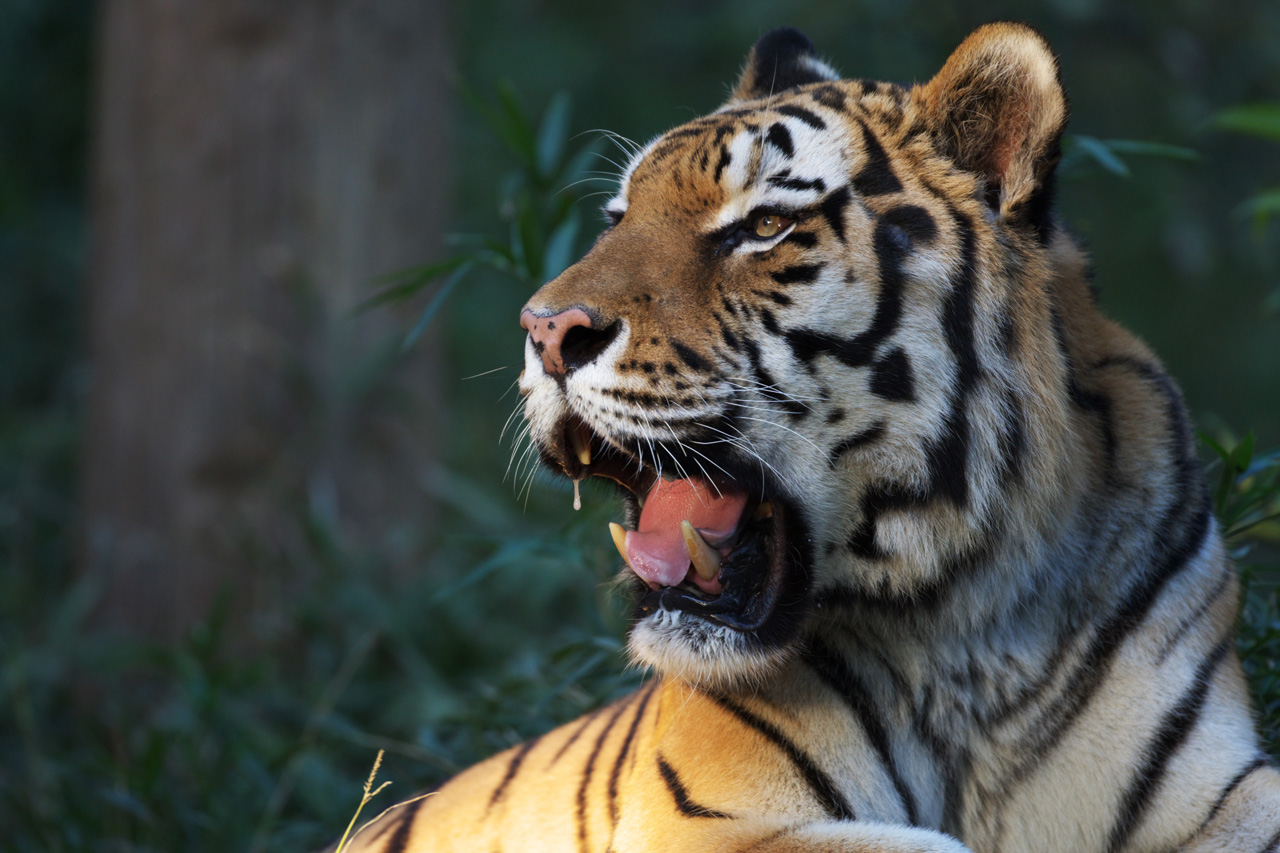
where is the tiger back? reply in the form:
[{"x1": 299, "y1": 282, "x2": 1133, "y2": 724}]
[{"x1": 341, "y1": 22, "x2": 1280, "y2": 853}]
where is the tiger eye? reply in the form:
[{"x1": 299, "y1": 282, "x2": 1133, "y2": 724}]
[{"x1": 754, "y1": 213, "x2": 793, "y2": 238}]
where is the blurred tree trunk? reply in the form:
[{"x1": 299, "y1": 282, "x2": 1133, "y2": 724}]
[{"x1": 83, "y1": 0, "x2": 450, "y2": 642}]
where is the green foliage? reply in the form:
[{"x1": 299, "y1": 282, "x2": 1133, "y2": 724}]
[
  {"x1": 361, "y1": 83, "x2": 606, "y2": 347},
  {"x1": 1212, "y1": 104, "x2": 1280, "y2": 143},
  {"x1": 1059, "y1": 135, "x2": 1199, "y2": 180},
  {"x1": 1, "y1": 448, "x2": 637, "y2": 850},
  {"x1": 1212, "y1": 103, "x2": 1280, "y2": 230},
  {"x1": 1203, "y1": 432, "x2": 1280, "y2": 754}
]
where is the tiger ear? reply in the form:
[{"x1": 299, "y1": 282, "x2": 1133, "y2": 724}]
[
  {"x1": 726, "y1": 28, "x2": 840, "y2": 105},
  {"x1": 917, "y1": 23, "x2": 1067, "y2": 228}
]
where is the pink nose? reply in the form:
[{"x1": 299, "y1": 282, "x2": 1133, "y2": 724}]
[{"x1": 520, "y1": 308, "x2": 595, "y2": 376}]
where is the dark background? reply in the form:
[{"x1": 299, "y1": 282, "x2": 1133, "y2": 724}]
[{"x1": 2, "y1": 0, "x2": 1277, "y2": 849}]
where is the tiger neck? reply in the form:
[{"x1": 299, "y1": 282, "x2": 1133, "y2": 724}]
[{"x1": 803, "y1": 230, "x2": 1219, "y2": 722}]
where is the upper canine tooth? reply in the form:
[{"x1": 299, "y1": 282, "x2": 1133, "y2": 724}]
[
  {"x1": 754, "y1": 501, "x2": 774, "y2": 520},
  {"x1": 571, "y1": 424, "x2": 592, "y2": 466},
  {"x1": 681, "y1": 520, "x2": 722, "y2": 581}
]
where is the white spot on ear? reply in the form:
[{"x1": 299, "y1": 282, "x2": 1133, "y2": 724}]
[{"x1": 799, "y1": 55, "x2": 841, "y2": 82}]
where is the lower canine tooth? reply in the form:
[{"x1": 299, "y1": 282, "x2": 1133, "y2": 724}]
[
  {"x1": 608, "y1": 522, "x2": 629, "y2": 566},
  {"x1": 681, "y1": 520, "x2": 722, "y2": 581}
]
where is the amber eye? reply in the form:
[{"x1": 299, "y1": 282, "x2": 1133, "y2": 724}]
[{"x1": 753, "y1": 213, "x2": 795, "y2": 238}]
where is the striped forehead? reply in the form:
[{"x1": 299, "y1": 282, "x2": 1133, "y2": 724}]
[{"x1": 612, "y1": 89, "x2": 906, "y2": 225}]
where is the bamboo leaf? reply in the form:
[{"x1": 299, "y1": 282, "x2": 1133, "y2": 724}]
[
  {"x1": 536, "y1": 92, "x2": 572, "y2": 181},
  {"x1": 515, "y1": 197, "x2": 543, "y2": 280},
  {"x1": 542, "y1": 212, "x2": 581, "y2": 282},
  {"x1": 1239, "y1": 188, "x2": 1280, "y2": 230},
  {"x1": 1068, "y1": 135, "x2": 1131, "y2": 177},
  {"x1": 355, "y1": 255, "x2": 472, "y2": 313},
  {"x1": 495, "y1": 81, "x2": 538, "y2": 168},
  {"x1": 1212, "y1": 103, "x2": 1280, "y2": 142},
  {"x1": 401, "y1": 260, "x2": 476, "y2": 349},
  {"x1": 1102, "y1": 139, "x2": 1199, "y2": 162}
]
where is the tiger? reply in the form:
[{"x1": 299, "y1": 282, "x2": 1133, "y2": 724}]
[{"x1": 342, "y1": 22, "x2": 1280, "y2": 853}]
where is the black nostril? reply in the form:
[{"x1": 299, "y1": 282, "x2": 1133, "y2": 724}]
[{"x1": 561, "y1": 321, "x2": 621, "y2": 371}]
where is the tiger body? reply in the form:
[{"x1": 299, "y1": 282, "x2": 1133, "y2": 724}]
[{"x1": 344, "y1": 23, "x2": 1280, "y2": 853}]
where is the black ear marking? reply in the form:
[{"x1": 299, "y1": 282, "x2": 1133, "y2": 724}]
[{"x1": 729, "y1": 27, "x2": 840, "y2": 104}]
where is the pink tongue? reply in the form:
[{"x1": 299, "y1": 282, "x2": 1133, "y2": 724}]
[{"x1": 624, "y1": 477, "x2": 749, "y2": 588}]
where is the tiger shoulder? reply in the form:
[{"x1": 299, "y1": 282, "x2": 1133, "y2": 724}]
[{"x1": 339, "y1": 22, "x2": 1280, "y2": 853}]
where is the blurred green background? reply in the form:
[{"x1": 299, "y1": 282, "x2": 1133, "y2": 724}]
[{"x1": 1, "y1": 0, "x2": 1277, "y2": 849}]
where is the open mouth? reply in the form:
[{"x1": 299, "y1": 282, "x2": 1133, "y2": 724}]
[{"x1": 552, "y1": 414, "x2": 803, "y2": 634}]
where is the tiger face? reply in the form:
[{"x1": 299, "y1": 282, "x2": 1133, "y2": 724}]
[{"x1": 518, "y1": 25, "x2": 1081, "y2": 686}]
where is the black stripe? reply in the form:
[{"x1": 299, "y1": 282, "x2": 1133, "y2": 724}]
[
  {"x1": 707, "y1": 692, "x2": 856, "y2": 820},
  {"x1": 997, "y1": 485, "x2": 1213, "y2": 800},
  {"x1": 855, "y1": 206, "x2": 930, "y2": 351},
  {"x1": 987, "y1": 447, "x2": 1213, "y2": 812},
  {"x1": 771, "y1": 263, "x2": 823, "y2": 285},
  {"x1": 983, "y1": 617, "x2": 1080, "y2": 727},
  {"x1": 577, "y1": 700, "x2": 631, "y2": 853},
  {"x1": 671, "y1": 340, "x2": 710, "y2": 372},
  {"x1": 1106, "y1": 635, "x2": 1231, "y2": 853},
  {"x1": 383, "y1": 794, "x2": 427, "y2": 853},
  {"x1": 768, "y1": 175, "x2": 826, "y2": 192},
  {"x1": 827, "y1": 422, "x2": 886, "y2": 468},
  {"x1": 811, "y1": 84, "x2": 847, "y2": 111},
  {"x1": 997, "y1": 384, "x2": 1028, "y2": 487},
  {"x1": 913, "y1": 686, "x2": 969, "y2": 833},
  {"x1": 1197, "y1": 755, "x2": 1268, "y2": 832},
  {"x1": 713, "y1": 145, "x2": 731, "y2": 184},
  {"x1": 846, "y1": 482, "x2": 914, "y2": 559},
  {"x1": 805, "y1": 639, "x2": 919, "y2": 824},
  {"x1": 788, "y1": 231, "x2": 818, "y2": 249},
  {"x1": 996, "y1": 308, "x2": 1018, "y2": 356},
  {"x1": 647, "y1": 140, "x2": 685, "y2": 165},
  {"x1": 1052, "y1": 308, "x2": 1117, "y2": 474},
  {"x1": 715, "y1": 313, "x2": 741, "y2": 352},
  {"x1": 784, "y1": 207, "x2": 912, "y2": 370},
  {"x1": 1156, "y1": 565, "x2": 1232, "y2": 664},
  {"x1": 550, "y1": 706, "x2": 605, "y2": 767},
  {"x1": 851, "y1": 120, "x2": 902, "y2": 197},
  {"x1": 656, "y1": 754, "x2": 733, "y2": 819},
  {"x1": 760, "y1": 307, "x2": 782, "y2": 335},
  {"x1": 488, "y1": 735, "x2": 543, "y2": 810},
  {"x1": 663, "y1": 126, "x2": 705, "y2": 141},
  {"x1": 607, "y1": 685, "x2": 656, "y2": 827},
  {"x1": 766, "y1": 122, "x2": 794, "y2": 158},
  {"x1": 819, "y1": 185, "x2": 850, "y2": 243},
  {"x1": 883, "y1": 204, "x2": 937, "y2": 244},
  {"x1": 927, "y1": 207, "x2": 980, "y2": 509},
  {"x1": 737, "y1": 331, "x2": 804, "y2": 416},
  {"x1": 1263, "y1": 826, "x2": 1280, "y2": 853},
  {"x1": 776, "y1": 104, "x2": 826, "y2": 129},
  {"x1": 837, "y1": 205, "x2": 977, "y2": 557},
  {"x1": 869, "y1": 346, "x2": 916, "y2": 402}
]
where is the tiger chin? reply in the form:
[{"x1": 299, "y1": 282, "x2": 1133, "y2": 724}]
[{"x1": 338, "y1": 22, "x2": 1280, "y2": 853}]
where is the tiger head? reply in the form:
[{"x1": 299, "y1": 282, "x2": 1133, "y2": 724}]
[{"x1": 518, "y1": 23, "x2": 1089, "y2": 687}]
